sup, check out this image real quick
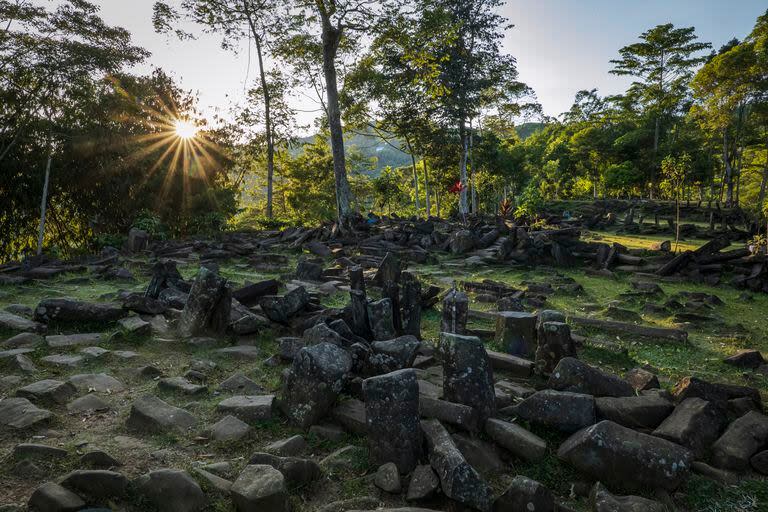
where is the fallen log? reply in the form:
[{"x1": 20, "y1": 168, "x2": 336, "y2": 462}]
[{"x1": 567, "y1": 315, "x2": 688, "y2": 343}]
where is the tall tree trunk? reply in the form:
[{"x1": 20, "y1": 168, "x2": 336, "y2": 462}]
[
  {"x1": 320, "y1": 16, "x2": 353, "y2": 221},
  {"x1": 37, "y1": 150, "x2": 52, "y2": 256},
  {"x1": 255, "y1": 36, "x2": 274, "y2": 219},
  {"x1": 405, "y1": 139, "x2": 420, "y2": 212},
  {"x1": 458, "y1": 120, "x2": 469, "y2": 215},
  {"x1": 243, "y1": 3, "x2": 274, "y2": 218},
  {"x1": 422, "y1": 157, "x2": 430, "y2": 218},
  {"x1": 723, "y1": 129, "x2": 734, "y2": 207},
  {"x1": 436, "y1": 187, "x2": 441, "y2": 219},
  {"x1": 758, "y1": 138, "x2": 768, "y2": 215},
  {"x1": 469, "y1": 119, "x2": 476, "y2": 213}
]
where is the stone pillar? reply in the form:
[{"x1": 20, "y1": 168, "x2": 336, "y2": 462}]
[
  {"x1": 495, "y1": 311, "x2": 537, "y2": 357},
  {"x1": 400, "y1": 271, "x2": 422, "y2": 339},
  {"x1": 363, "y1": 369, "x2": 422, "y2": 473},
  {"x1": 440, "y1": 332, "x2": 496, "y2": 422},
  {"x1": 441, "y1": 289, "x2": 468, "y2": 335},
  {"x1": 348, "y1": 266, "x2": 370, "y2": 339},
  {"x1": 377, "y1": 253, "x2": 402, "y2": 335},
  {"x1": 367, "y1": 299, "x2": 395, "y2": 341},
  {"x1": 178, "y1": 267, "x2": 231, "y2": 337},
  {"x1": 280, "y1": 342, "x2": 352, "y2": 428},
  {"x1": 535, "y1": 321, "x2": 576, "y2": 375}
]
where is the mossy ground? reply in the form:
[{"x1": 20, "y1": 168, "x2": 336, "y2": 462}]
[{"x1": 1, "y1": 229, "x2": 767, "y2": 511}]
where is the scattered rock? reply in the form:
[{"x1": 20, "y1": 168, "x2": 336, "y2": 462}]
[
  {"x1": 231, "y1": 464, "x2": 289, "y2": 512},
  {"x1": 126, "y1": 395, "x2": 198, "y2": 434},
  {"x1": 441, "y1": 332, "x2": 496, "y2": 423},
  {"x1": 217, "y1": 395, "x2": 275, "y2": 423},
  {"x1": 374, "y1": 462, "x2": 402, "y2": 493},
  {"x1": 557, "y1": 420, "x2": 693, "y2": 491},
  {"x1": 494, "y1": 475, "x2": 554, "y2": 512},
  {"x1": 512, "y1": 390, "x2": 596, "y2": 432},
  {"x1": 134, "y1": 469, "x2": 206, "y2": 512},
  {"x1": 210, "y1": 415, "x2": 252, "y2": 442},
  {"x1": 28, "y1": 482, "x2": 84, "y2": 512},
  {"x1": 0, "y1": 398, "x2": 52, "y2": 429},
  {"x1": 16, "y1": 380, "x2": 76, "y2": 404},
  {"x1": 590, "y1": 482, "x2": 665, "y2": 512},
  {"x1": 652, "y1": 398, "x2": 724, "y2": 457},
  {"x1": 711, "y1": 411, "x2": 768, "y2": 471},
  {"x1": 548, "y1": 357, "x2": 634, "y2": 397},
  {"x1": 60, "y1": 469, "x2": 128, "y2": 501},
  {"x1": 265, "y1": 435, "x2": 307, "y2": 457}
]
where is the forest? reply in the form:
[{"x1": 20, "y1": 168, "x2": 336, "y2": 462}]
[{"x1": 0, "y1": 0, "x2": 765, "y2": 261}]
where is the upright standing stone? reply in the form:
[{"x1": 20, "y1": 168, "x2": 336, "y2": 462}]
[
  {"x1": 348, "y1": 266, "x2": 370, "y2": 338},
  {"x1": 363, "y1": 369, "x2": 422, "y2": 473},
  {"x1": 378, "y1": 253, "x2": 402, "y2": 334},
  {"x1": 178, "y1": 267, "x2": 231, "y2": 337},
  {"x1": 535, "y1": 321, "x2": 576, "y2": 375},
  {"x1": 400, "y1": 271, "x2": 422, "y2": 339},
  {"x1": 145, "y1": 260, "x2": 184, "y2": 299},
  {"x1": 441, "y1": 332, "x2": 496, "y2": 422},
  {"x1": 495, "y1": 311, "x2": 537, "y2": 357},
  {"x1": 441, "y1": 289, "x2": 468, "y2": 335},
  {"x1": 367, "y1": 299, "x2": 395, "y2": 341},
  {"x1": 280, "y1": 343, "x2": 352, "y2": 428}
]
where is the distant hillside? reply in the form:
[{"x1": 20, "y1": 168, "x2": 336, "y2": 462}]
[
  {"x1": 292, "y1": 122, "x2": 547, "y2": 174},
  {"x1": 515, "y1": 122, "x2": 546, "y2": 140}
]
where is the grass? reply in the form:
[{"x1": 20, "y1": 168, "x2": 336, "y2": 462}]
[{"x1": 585, "y1": 229, "x2": 706, "y2": 252}]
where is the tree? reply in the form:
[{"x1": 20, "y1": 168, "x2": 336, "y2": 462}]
[
  {"x1": 661, "y1": 153, "x2": 691, "y2": 251},
  {"x1": 153, "y1": 0, "x2": 286, "y2": 218},
  {"x1": 0, "y1": 0, "x2": 148, "y2": 255},
  {"x1": 415, "y1": 0, "x2": 522, "y2": 215},
  {"x1": 282, "y1": 0, "x2": 386, "y2": 223},
  {"x1": 611, "y1": 24, "x2": 710, "y2": 197}
]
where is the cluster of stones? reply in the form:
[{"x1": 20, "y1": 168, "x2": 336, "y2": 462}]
[{"x1": 2, "y1": 229, "x2": 768, "y2": 512}]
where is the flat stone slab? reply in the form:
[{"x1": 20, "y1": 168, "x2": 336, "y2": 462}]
[
  {"x1": 68, "y1": 373, "x2": 125, "y2": 393},
  {"x1": 210, "y1": 414, "x2": 252, "y2": 441},
  {"x1": 40, "y1": 354, "x2": 85, "y2": 367},
  {"x1": 158, "y1": 377, "x2": 207, "y2": 395},
  {"x1": 46, "y1": 333, "x2": 103, "y2": 348},
  {"x1": 118, "y1": 316, "x2": 151, "y2": 335},
  {"x1": 16, "y1": 379, "x2": 76, "y2": 404},
  {"x1": 215, "y1": 346, "x2": 261, "y2": 360},
  {"x1": 126, "y1": 395, "x2": 198, "y2": 434},
  {"x1": 217, "y1": 395, "x2": 275, "y2": 423},
  {"x1": 67, "y1": 394, "x2": 111, "y2": 414},
  {"x1": 0, "y1": 311, "x2": 46, "y2": 333},
  {"x1": 218, "y1": 373, "x2": 266, "y2": 394},
  {"x1": 0, "y1": 397, "x2": 52, "y2": 429}
]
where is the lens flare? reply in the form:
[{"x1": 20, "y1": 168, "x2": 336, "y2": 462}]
[{"x1": 175, "y1": 119, "x2": 198, "y2": 140}]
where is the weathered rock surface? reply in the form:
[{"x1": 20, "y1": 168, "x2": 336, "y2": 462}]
[
  {"x1": 441, "y1": 332, "x2": 496, "y2": 422},
  {"x1": 0, "y1": 398, "x2": 52, "y2": 429},
  {"x1": 493, "y1": 475, "x2": 554, "y2": 512},
  {"x1": 421, "y1": 418, "x2": 493, "y2": 511},
  {"x1": 512, "y1": 390, "x2": 596, "y2": 432},
  {"x1": 126, "y1": 395, "x2": 197, "y2": 434},
  {"x1": 280, "y1": 342, "x2": 352, "y2": 428},
  {"x1": 231, "y1": 464, "x2": 289, "y2": 512},
  {"x1": 16, "y1": 380, "x2": 76, "y2": 405},
  {"x1": 28, "y1": 482, "x2": 84, "y2": 512},
  {"x1": 548, "y1": 357, "x2": 634, "y2": 397},
  {"x1": 590, "y1": 482, "x2": 665, "y2": 512},
  {"x1": 217, "y1": 395, "x2": 275, "y2": 423},
  {"x1": 485, "y1": 418, "x2": 548, "y2": 462},
  {"x1": 134, "y1": 469, "x2": 206, "y2": 512},
  {"x1": 34, "y1": 298, "x2": 124, "y2": 323},
  {"x1": 557, "y1": 420, "x2": 693, "y2": 491},
  {"x1": 364, "y1": 368, "x2": 422, "y2": 473},
  {"x1": 595, "y1": 394, "x2": 674, "y2": 430},
  {"x1": 178, "y1": 267, "x2": 231, "y2": 337},
  {"x1": 652, "y1": 397, "x2": 724, "y2": 456},
  {"x1": 711, "y1": 411, "x2": 768, "y2": 471}
]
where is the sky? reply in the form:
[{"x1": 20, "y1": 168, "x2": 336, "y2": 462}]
[{"x1": 89, "y1": 0, "x2": 767, "y2": 132}]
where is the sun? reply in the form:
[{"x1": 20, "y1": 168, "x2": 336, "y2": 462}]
[{"x1": 174, "y1": 119, "x2": 198, "y2": 140}]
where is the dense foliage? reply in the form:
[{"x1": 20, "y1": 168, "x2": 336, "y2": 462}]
[{"x1": 1, "y1": 0, "x2": 767, "y2": 262}]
